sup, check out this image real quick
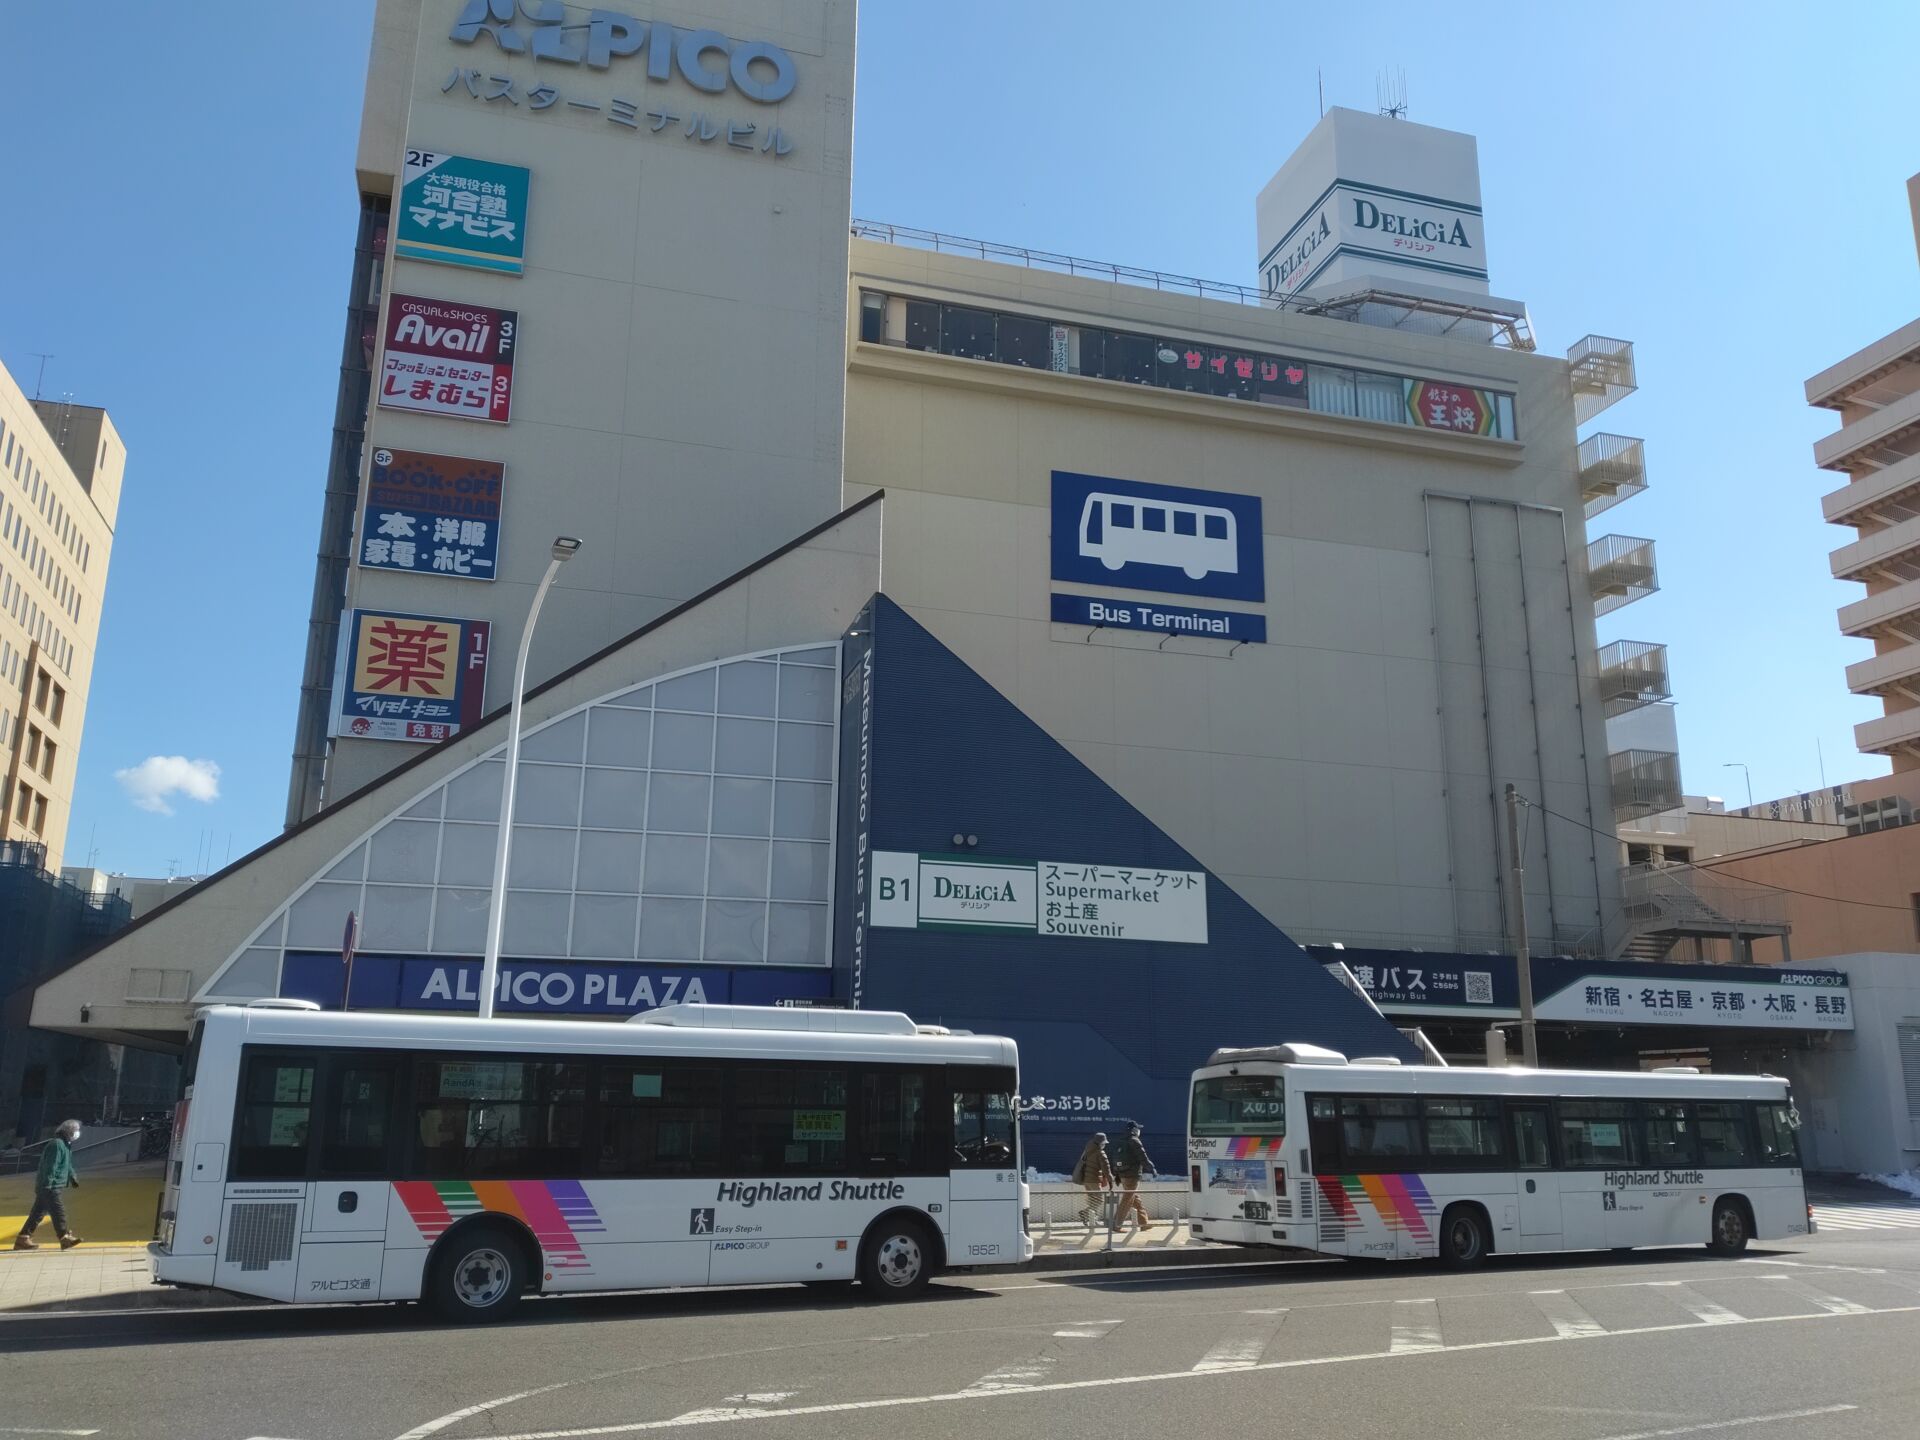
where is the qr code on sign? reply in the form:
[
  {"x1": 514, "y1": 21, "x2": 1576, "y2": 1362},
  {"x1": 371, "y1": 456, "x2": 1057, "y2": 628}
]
[{"x1": 1464, "y1": 971, "x2": 1493, "y2": 1004}]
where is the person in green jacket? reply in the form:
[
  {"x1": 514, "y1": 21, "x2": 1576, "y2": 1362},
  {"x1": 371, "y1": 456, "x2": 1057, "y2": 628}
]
[{"x1": 13, "y1": 1119, "x2": 83, "y2": 1250}]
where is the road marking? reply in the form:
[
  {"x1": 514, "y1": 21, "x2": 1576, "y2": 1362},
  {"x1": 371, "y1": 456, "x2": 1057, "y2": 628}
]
[
  {"x1": 392, "y1": 1380, "x2": 644, "y2": 1440},
  {"x1": 1586, "y1": 1404, "x2": 1856, "y2": 1440},
  {"x1": 665, "y1": 1396, "x2": 798, "y2": 1425},
  {"x1": 1651, "y1": 1282, "x2": 1743, "y2": 1325},
  {"x1": 476, "y1": 1302, "x2": 1920, "y2": 1439},
  {"x1": 1528, "y1": 1289, "x2": 1605, "y2": 1339},
  {"x1": 1052, "y1": 1319, "x2": 1123, "y2": 1339},
  {"x1": 1774, "y1": 1279, "x2": 1870, "y2": 1316},
  {"x1": 0, "y1": 1430, "x2": 103, "y2": 1437},
  {"x1": 993, "y1": 1260, "x2": 1326, "y2": 1290},
  {"x1": 1389, "y1": 1297, "x2": 1442, "y2": 1353},
  {"x1": 1192, "y1": 1309, "x2": 1287, "y2": 1370},
  {"x1": 962, "y1": 1353, "x2": 1058, "y2": 1393}
]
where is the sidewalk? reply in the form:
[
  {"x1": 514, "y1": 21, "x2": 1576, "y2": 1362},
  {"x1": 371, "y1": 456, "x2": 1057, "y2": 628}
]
[{"x1": 0, "y1": 1157, "x2": 164, "y2": 1249}]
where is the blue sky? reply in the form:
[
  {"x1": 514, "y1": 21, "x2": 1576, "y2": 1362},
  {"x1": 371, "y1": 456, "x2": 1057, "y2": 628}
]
[{"x1": 2, "y1": 2, "x2": 1915, "y2": 876}]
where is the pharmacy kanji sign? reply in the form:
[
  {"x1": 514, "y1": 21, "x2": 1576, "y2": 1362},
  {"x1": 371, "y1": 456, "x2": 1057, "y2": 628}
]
[
  {"x1": 377, "y1": 294, "x2": 517, "y2": 424},
  {"x1": 334, "y1": 608, "x2": 491, "y2": 743},
  {"x1": 360, "y1": 449, "x2": 504, "y2": 581},
  {"x1": 395, "y1": 149, "x2": 530, "y2": 275}
]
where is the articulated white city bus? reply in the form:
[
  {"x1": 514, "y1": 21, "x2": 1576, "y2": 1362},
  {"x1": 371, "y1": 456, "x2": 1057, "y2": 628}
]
[
  {"x1": 154, "y1": 1001, "x2": 1027, "y2": 1320},
  {"x1": 1188, "y1": 1044, "x2": 1810, "y2": 1266}
]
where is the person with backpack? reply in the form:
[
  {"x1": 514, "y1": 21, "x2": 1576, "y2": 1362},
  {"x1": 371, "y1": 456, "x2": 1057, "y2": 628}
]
[
  {"x1": 1112, "y1": 1121, "x2": 1156, "y2": 1233},
  {"x1": 1070, "y1": 1132, "x2": 1113, "y2": 1229}
]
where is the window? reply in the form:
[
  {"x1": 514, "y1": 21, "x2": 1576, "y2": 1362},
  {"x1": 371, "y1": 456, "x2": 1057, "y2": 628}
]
[
  {"x1": 1142, "y1": 507, "x2": 1167, "y2": 533},
  {"x1": 1173, "y1": 510, "x2": 1197, "y2": 536},
  {"x1": 1911, "y1": 892, "x2": 1920, "y2": 943},
  {"x1": 23, "y1": 726, "x2": 39, "y2": 767},
  {"x1": 937, "y1": 304, "x2": 995, "y2": 361},
  {"x1": 1695, "y1": 1102, "x2": 1754, "y2": 1167},
  {"x1": 734, "y1": 1063, "x2": 848, "y2": 1173},
  {"x1": 1111, "y1": 503, "x2": 1134, "y2": 529},
  {"x1": 13, "y1": 782, "x2": 31, "y2": 825},
  {"x1": 904, "y1": 298, "x2": 938, "y2": 352},
  {"x1": 412, "y1": 1057, "x2": 589, "y2": 1179},
  {"x1": 596, "y1": 1060, "x2": 724, "y2": 1176},
  {"x1": 1191, "y1": 1074, "x2": 1286, "y2": 1137},
  {"x1": 1752, "y1": 1102, "x2": 1801, "y2": 1166},
  {"x1": 1510, "y1": 1106, "x2": 1553, "y2": 1170},
  {"x1": 1340, "y1": 1096, "x2": 1420, "y2": 1160},
  {"x1": 49, "y1": 684, "x2": 63, "y2": 726},
  {"x1": 1423, "y1": 1098, "x2": 1503, "y2": 1162},
  {"x1": 234, "y1": 1052, "x2": 317, "y2": 1178},
  {"x1": 951, "y1": 1065, "x2": 1017, "y2": 1169},
  {"x1": 858, "y1": 292, "x2": 884, "y2": 344},
  {"x1": 33, "y1": 669, "x2": 49, "y2": 713},
  {"x1": 1204, "y1": 514, "x2": 1229, "y2": 540},
  {"x1": 857, "y1": 1066, "x2": 939, "y2": 1173},
  {"x1": 38, "y1": 738, "x2": 54, "y2": 780},
  {"x1": 994, "y1": 312, "x2": 1050, "y2": 369},
  {"x1": 1306, "y1": 1095, "x2": 1341, "y2": 1166},
  {"x1": 319, "y1": 1059, "x2": 399, "y2": 1176},
  {"x1": 1558, "y1": 1100, "x2": 1637, "y2": 1167},
  {"x1": 1638, "y1": 1101, "x2": 1699, "y2": 1166}
]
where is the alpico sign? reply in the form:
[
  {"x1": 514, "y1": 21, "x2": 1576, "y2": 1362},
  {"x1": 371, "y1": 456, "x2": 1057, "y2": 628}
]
[{"x1": 451, "y1": 0, "x2": 797, "y2": 102}]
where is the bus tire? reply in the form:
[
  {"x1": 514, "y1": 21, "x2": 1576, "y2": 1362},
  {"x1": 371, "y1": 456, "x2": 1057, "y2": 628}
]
[
  {"x1": 1708, "y1": 1198, "x2": 1751, "y2": 1256},
  {"x1": 1438, "y1": 1204, "x2": 1490, "y2": 1269},
  {"x1": 429, "y1": 1222, "x2": 527, "y2": 1323},
  {"x1": 858, "y1": 1215, "x2": 935, "y2": 1300}
]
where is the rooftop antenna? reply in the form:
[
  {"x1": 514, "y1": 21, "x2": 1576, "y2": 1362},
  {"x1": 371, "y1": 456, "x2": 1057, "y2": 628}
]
[
  {"x1": 1317, "y1": 67, "x2": 1324, "y2": 119},
  {"x1": 27, "y1": 353, "x2": 54, "y2": 400},
  {"x1": 1377, "y1": 68, "x2": 1408, "y2": 120}
]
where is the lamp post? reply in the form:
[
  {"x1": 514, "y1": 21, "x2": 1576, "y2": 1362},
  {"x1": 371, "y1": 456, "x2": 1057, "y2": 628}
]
[
  {"x1": 1722, "y1": 762, "x2": 1753, "y2": 813},
  {"x1": 478, "y1": 537, "x2": 582, "y2": 1019}
]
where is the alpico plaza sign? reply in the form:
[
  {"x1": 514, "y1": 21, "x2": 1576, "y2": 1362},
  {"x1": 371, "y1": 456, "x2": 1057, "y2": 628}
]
[{"x1": 871, "y1": 853, "x2": 1208, "y2": 944}]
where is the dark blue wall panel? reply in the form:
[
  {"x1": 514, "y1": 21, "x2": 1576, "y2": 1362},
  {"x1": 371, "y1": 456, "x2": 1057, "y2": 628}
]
[{"x1": 846, "y1": 596, "x2": 1415, "y2": 1172}]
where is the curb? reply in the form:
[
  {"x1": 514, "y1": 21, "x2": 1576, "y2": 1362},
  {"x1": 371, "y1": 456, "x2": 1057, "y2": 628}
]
[{"x1": 980, "y1": 1242, "x2": 1308, "y2": 1275}]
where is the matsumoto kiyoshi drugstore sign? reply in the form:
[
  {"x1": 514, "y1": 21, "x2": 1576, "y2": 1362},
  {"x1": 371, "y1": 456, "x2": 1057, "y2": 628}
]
[{"x1": 870, "y1": 853, "x2": 1208, "y2": 944}]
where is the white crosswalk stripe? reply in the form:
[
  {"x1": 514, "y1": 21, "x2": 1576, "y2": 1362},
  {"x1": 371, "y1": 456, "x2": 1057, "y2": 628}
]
[
  {"x1": 1053, "y1": 1319, "x2": 1124, "y2": 1339},
  {"x1": 1389, "y1": 1297, "x2": 1443, "y2": 1353},
  {"x1": 1652, "y1": 1281, "x2": 1743, "y2": 1325},
  {"x1": 1529, "y1": 1289, "x2": 1606, "y2": 1339},
  {"x1": 1191, "y1": 1309, "x2": 1289, "y2": 1371},
  {"x1": 1813, "y1": 1202, "x2": 1920, "y2": 1231}
]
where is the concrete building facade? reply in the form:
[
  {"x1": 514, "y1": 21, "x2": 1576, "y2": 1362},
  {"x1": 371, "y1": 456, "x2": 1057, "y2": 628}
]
[{"x1": 0, "y1": 360, "x2": 125, "y2": 871}]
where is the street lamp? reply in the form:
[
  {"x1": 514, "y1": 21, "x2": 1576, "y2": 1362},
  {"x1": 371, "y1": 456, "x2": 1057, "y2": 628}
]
[
  {"x1": 1722, "y1": 762, "x2": 1753, "y2": 812},
  {"x1": 478, "y1": 536, "x2": 582, "y2": 1019}
]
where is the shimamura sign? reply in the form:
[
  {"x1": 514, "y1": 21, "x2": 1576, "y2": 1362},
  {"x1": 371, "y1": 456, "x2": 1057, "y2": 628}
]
[
  {"x1": 378, "y1": 294, "x2": 517, "y2": 424},
  {"x1": 871, "y1": 853, "x2": 1207, "y2": 944}
]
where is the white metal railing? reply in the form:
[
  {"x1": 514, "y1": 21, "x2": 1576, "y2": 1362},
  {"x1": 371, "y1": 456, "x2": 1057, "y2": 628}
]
[
  {"x1": 1620, "y1": 863, "x2": 1789, "y2": 934},
  {"x1": 1588, "y1": 534, "x2": 1659, "y2": 615},
  {"x1": 1577, "y1": 433, "x2": 1648, "y2": 519},
  {"x1": 1596, "y1": 639, "x2": 1670, "y2": 715},
  {"x1": 1610, "y1": 748, "x2": 1683, "y2": 818},
  {"x1": 851, "y1": 220, "x2": 1536, "y2": 349}
]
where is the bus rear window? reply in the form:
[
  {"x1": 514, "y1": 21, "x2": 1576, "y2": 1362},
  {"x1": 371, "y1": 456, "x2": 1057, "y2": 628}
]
[{"x1": 1191, "y1": 1075, "x2": 1286, "y2": 1137}]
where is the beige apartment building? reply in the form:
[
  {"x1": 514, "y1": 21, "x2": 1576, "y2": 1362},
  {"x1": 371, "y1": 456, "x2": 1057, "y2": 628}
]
[
  {"x1": 1808, "y1": 172, "x2": 1920, "y2": 778},
  {"x1": 0, "y1": 360, "x2": 124, "y2": 870}
]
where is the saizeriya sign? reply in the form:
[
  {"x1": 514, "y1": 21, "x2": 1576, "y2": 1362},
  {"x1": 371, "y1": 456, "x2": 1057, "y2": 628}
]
[{"x1": 452, "y1": 0, "x2": 797, "y2": 102}]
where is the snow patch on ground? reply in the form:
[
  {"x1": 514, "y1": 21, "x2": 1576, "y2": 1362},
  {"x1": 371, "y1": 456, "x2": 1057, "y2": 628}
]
[{"x1": 1861, "y1": 1171, "x2": 1920, "y2": 1200}]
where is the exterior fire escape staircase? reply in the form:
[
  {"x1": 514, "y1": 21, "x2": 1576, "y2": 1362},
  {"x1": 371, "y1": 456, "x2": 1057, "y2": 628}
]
[{"x1": 1615, "y1": 864, "x2": 1791, "y2": 964}]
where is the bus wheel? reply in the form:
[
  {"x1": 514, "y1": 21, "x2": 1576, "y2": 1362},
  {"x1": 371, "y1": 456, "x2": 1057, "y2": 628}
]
[
  {"x1": 431, "y1": 1224, "x2": 526, "y2": 1323},
  {"x1": 1708, "y1": 1200, "x2": 1750, "y2": 1256},
  {"x1": 858, "y1": 1218, "x2": 932, "y2": 1300},
  {"x1": 1439, "y1": 1206, "x2": 1489, "y2": 1269}
]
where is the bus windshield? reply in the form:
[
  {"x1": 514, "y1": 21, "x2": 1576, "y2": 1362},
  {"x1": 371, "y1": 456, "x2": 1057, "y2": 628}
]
[{"x1": 1191, "y1": 1074, "x2": 1286, "y2": 1136}]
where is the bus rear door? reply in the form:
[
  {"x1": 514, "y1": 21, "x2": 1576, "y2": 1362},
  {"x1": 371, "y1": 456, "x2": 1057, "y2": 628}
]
[{"x1": 1509, "y1": 1103, "x2": 1562, "y2": 1251}]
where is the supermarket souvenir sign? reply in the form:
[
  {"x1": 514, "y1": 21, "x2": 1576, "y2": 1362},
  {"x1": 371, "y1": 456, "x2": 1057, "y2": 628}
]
[
  {"x1": 870, "y1": 853, "x2": 1207, "y2": 944},
  {"x1": 378, "y1": 294, "x2": 517, "y2": 424}
]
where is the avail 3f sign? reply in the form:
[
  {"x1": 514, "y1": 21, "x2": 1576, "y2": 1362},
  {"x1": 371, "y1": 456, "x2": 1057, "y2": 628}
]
[{"x1": 1051, "y1": 471, "x2": 1264, "y2": 603}]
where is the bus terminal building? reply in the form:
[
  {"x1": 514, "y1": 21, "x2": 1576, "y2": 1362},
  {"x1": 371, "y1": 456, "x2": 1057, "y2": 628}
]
[{"x1": 30, "y1": 0, "x2": 1897, "y2": 1171}]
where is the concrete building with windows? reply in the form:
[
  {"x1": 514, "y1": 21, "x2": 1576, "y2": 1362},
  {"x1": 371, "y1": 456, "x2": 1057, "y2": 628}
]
[
  {"x1": 0, "y1": 359, "x2": 124, "y2": 871},
  {"x1": 35, "y1": 0, "x2": 1850, "y2": 1162}
]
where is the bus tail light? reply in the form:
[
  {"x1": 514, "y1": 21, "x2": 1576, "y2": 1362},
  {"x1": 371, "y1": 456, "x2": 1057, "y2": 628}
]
[
  {"x1": 1273, "y1": 1166, "x2": 1287, "y2": 1197},
  {"x1": 1190, "y1": 1165, "x2": 1202, "y2": 1193}
]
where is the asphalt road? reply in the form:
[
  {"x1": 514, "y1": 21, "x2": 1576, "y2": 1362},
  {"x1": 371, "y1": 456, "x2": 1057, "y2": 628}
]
[{"x1": 6, "y1": 1227, "x2": 1920, "y2": 1440}]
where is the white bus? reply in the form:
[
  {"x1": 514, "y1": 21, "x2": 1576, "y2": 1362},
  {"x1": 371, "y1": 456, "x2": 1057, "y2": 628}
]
[
  {"x1": 1188, "y1": 1044, "x2": 1810, "y2": 1266},
  {"x1": 154, "y1": 1002, "x2": 1028, "y2": 1320},
  {"x1": 1079, "y1": 492, "x2": 1238, "y2": 580}
]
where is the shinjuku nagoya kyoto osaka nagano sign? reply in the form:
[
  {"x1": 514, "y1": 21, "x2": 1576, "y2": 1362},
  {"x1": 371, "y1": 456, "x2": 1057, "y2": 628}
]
[{"x1": 870, "y1": 853, "x2": 1208, "y2": 944}]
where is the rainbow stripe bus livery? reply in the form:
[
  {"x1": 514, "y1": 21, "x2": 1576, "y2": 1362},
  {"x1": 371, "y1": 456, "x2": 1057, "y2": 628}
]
[
  {"x1": 1188, "y1": 1043, "x2": 1810, "y2": 1266},
  {"x1": 152, "y1": 1003, "x2": 1029, "y2": 1320}
]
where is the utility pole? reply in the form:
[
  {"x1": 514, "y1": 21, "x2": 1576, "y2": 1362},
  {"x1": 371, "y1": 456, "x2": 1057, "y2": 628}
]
[{"x1": 1505, "y1": 783, "x2": 1539, "y2": 1067}]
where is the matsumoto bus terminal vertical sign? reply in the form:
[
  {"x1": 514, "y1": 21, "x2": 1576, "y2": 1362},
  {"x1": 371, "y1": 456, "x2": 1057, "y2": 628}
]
[
  {"x1": 333, "y1": 608, "x2": 491, "y2": 743},
  {"x1": 360, "y1": 449, "x2": 504, "y2": 580},
  {"x1": 395, "y1": 149, "x2": 530, "y2": 275}
]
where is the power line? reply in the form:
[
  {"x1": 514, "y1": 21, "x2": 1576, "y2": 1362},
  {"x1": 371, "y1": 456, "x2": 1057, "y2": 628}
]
[{"x1": 1523, "y1": 795, "x2": 1920, "y2": 918}]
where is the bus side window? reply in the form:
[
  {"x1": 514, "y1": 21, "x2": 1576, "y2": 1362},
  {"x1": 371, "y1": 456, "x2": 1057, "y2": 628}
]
[
  {"x1": 1306, "y1": 1096, "x2": 1339, "y2": 1170},
  {"x1": 233, "y1": 1049, "x2": 319, "y2": 1179},
  {"x1": 952, "y1": 1065, "x2": 1017, "y2": 1169},
  {"x1": 318, "y1": 1055, "x2": 400, "y2": 1177},
  {"x1": 857, "y1": 1066, "x2": 939, "y2": 1174},
  {"x1": 1752, "y1": 1102, "x2": 1801, "y2": 1166},
  {"x1": 1204, "y1": 514, "x2": 1229, "y2": 540},
  {"x1": 1696, "y1": 1101, "x2": 1755, "y2": 1167}
]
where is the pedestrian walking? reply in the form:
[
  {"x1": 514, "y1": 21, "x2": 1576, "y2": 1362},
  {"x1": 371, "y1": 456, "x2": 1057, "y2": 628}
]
[
  {"x1": 1112, "y1": 1121, "x2": 1156, "y2": 1232},
  {"x1": 13, "y1": 1119, "x2": 84, "y2": 1250},
  {"x1": 1071, "y1": 1132, "x2": 1113, "y2": 1227}
]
